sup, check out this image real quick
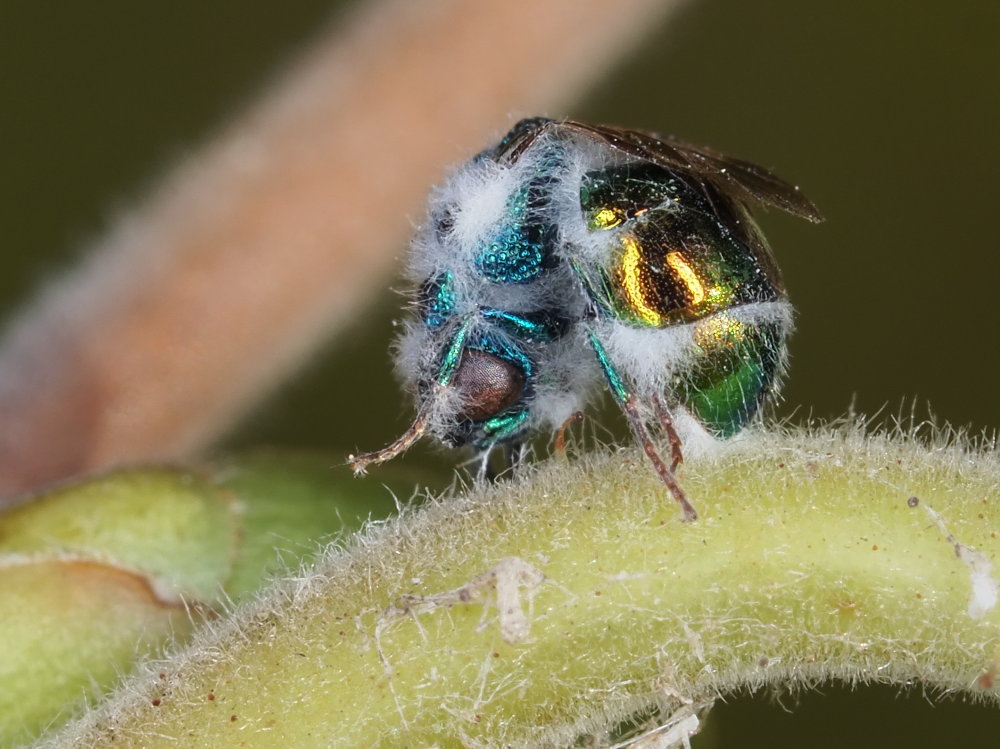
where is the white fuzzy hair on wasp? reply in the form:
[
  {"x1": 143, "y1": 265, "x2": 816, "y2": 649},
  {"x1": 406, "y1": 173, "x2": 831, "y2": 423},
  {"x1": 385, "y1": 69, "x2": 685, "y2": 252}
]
[{"x1": 349, "y1": 118, "x2": 822, "y2": 521}]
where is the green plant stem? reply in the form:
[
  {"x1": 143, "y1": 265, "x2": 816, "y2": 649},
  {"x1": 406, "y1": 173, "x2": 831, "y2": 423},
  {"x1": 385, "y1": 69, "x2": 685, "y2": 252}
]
[{"x1": 41, "y1": 428, "x2": 1000, "y2": 747}]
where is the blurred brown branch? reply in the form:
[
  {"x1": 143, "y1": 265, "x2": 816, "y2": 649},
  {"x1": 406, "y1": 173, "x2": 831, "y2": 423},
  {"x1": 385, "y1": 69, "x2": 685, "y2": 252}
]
[{"x1": 0, "y1": 0, "x2": 685, "y2": 501}]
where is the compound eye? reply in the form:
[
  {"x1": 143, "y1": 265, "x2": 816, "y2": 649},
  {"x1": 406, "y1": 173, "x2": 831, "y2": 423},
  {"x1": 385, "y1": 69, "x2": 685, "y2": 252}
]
[{"x1": 452, "y1": 350, "x2": 525, "y2": 422}]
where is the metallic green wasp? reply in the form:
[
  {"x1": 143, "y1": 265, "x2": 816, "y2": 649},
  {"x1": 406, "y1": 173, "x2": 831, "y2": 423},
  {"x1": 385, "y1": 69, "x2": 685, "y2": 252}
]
[{"x1": 350, "y1": 118, "x2": 821, "y2": 520}]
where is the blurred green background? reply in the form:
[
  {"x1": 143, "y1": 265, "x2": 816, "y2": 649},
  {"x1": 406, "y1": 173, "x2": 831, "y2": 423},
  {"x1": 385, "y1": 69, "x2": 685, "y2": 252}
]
[{"x1": 2, "y1": 1, "x2": 998, "y2": 746}]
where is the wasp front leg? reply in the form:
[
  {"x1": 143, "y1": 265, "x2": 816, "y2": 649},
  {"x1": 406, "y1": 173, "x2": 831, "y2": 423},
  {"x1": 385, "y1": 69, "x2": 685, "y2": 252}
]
[
  {"x1": 348, "y1": 317, "x2": 475, "y2": 474},
  {"x1": 585, "y1": 328, "x2": 698, "y2": 522}
]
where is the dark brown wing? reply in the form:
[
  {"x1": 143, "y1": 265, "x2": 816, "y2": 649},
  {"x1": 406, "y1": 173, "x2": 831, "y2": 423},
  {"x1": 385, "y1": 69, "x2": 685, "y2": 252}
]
[{"x1": 503, "y1": 119, "x2": 823, "y2": 223}]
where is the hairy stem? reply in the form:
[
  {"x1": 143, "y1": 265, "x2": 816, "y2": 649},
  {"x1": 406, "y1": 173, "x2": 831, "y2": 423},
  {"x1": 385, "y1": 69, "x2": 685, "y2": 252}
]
[{"x1": 40, "y1": 427, "x2": 1000, "y2": 747}]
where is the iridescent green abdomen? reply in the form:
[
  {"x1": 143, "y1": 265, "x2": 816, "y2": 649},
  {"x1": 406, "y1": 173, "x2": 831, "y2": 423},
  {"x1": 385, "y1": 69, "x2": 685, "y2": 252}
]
[
  {"x1": 674, "y1": 314, "x2": 784, "y2": 437},
  {"x1": 581, "y1": 163, "x2": 782, "y2": 327},
  {"x1": 580, "y1": 162, "x2": 787, "y2": 437}
]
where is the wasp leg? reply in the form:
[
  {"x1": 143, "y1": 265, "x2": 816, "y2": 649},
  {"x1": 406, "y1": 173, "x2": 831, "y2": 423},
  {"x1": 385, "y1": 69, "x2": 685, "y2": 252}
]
[
  {"x1": 554, "y1": 412, "x2": 585, "y2": 454},
  {"x1": 586, "y1": 329, "x2": 698, "y2": 522},
  {"x1": 348, "y1": 391, "x2": 435, "y2": 474},
  {"x1": 651, "y1": 394, "x2": 684, "y2": 473},
  {"x1": 349, "y1": 317, "x2": 475, "y2": 474}
]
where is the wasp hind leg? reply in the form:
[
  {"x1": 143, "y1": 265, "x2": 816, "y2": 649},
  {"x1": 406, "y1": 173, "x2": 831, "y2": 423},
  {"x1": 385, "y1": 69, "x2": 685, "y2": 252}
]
[
  {"x1": 586, "y1": 329, "x2": 698, "y2": 522},
  {"x1": 651, "y1": 394, "x2": 684, "y2": 473}
]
